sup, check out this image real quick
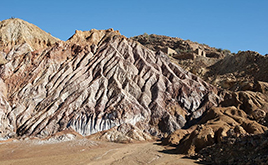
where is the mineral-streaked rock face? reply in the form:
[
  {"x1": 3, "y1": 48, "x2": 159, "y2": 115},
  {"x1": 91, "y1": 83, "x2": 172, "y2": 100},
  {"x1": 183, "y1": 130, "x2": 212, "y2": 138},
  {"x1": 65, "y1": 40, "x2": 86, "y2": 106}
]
[
  {"x1": 132, "y1": 34, "x2": 268, "y2": 92},
  {"x1": 0, "y1": 19, "x2": 220, "y2": 140},
  {"x1": 133, "y1": 34, "x2": 268, "y2": 155}
]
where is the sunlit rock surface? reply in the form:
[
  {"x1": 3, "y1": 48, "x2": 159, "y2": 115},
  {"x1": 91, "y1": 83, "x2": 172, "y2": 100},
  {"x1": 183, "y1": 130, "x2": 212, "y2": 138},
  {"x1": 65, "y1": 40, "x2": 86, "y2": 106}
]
[{"x1": 0, "y1": 23, "x2": 219, "y2": 139}]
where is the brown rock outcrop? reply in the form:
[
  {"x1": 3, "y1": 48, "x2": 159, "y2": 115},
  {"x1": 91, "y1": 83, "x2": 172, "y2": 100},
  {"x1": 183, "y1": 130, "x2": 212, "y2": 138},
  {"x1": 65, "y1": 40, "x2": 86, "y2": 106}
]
[
  {"x1": 165, "y1": 106, "x2": 267, "y2": 155},
  {"x1": 0, "y1": 18, "x2": 60, "y2": 52},
  {"x1": 220, "y1": 90, "x2": 268, "y2": 124},
  {"x1": 162, "y1": 81, "x2": 268, "y2": 155},
  {"x1": 195, "y1": 131, "x2": 268, "y2": 165},
  {"x1": 132, "y1": 34, "x2": 268, "y2": 92},
  {"x1": 205, "y1": 51, "x2": 268, "y2": 91}
]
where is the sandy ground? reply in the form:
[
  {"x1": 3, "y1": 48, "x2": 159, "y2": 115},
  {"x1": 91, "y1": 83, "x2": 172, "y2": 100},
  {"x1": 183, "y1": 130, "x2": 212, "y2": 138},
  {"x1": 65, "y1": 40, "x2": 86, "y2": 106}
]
[{"x1": 0, "y1": 139, "x2": 198, "y2": 165}]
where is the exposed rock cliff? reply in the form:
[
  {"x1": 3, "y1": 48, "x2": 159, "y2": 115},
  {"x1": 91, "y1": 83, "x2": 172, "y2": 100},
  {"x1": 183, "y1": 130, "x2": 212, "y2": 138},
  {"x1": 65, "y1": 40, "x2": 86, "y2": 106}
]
[
  {"x1": 1, "y1": 19, "x2": 267, "y2": 164},
  {"x1": 136, "y1": 34, "x2": 268, "y2": 156},
  {"x1": 0, "y1": 21, "x2": 220, "y2": 140}
]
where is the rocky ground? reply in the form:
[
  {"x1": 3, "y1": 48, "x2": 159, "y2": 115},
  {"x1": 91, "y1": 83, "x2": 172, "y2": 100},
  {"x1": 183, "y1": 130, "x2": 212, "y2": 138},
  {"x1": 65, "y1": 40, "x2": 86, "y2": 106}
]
[{"x1": 192, "y1": 132, "x2": 268, "y2": 165}]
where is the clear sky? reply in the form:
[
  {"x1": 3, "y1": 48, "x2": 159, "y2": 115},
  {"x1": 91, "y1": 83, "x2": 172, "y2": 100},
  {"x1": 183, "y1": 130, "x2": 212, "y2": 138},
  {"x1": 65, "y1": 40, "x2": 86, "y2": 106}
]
[{"x1": 1, "y1": 0, "x2": 267, "y2": 55}]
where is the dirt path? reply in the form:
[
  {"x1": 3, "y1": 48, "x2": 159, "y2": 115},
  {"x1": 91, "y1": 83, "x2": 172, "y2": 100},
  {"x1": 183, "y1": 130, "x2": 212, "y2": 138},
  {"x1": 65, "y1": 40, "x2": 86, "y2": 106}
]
[{"x1": 0, "y1": 139, "x2": 198, "y2": 165}]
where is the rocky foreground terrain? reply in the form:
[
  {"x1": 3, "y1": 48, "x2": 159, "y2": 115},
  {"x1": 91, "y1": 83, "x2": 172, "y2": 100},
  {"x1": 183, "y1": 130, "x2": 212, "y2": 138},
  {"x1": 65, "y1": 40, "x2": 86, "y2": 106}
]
[
  {"x1": 0, "y1": 18, "x2": 268, "y2": 164},
  {"x1": 193, "y1": 131, "x2": 268, "y2": 164}
]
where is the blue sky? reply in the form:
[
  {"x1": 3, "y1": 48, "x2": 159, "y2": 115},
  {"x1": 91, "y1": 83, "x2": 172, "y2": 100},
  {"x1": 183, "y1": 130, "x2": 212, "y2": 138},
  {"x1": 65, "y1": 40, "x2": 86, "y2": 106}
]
[{"x1": 1, "y1": 0, "x2": 267, "y2": 54}]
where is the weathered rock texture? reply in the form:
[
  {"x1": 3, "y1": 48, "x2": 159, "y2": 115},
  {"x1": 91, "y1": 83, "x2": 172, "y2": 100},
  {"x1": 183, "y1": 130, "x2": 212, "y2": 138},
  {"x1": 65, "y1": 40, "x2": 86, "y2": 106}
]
[
  {"x1": 162, "y1": 89, "x2": 268, "y2": 155},
  {"x1": 132, "y1": 34, "x2": 268, "y2": 92},
  {"x1": 0, "y1": 19, "x2": 220, "y2": 141},
  {"x1": 131, "y1": 34, "x2": 226, "y2": 85},
  {"x1": 205, "y1": 51, "x2": 268, "y2": 91},
  {"x1": 133, "y1": 34, "x2": 268, "y2": 158},
  {"x1": 174, "y1": 106, "x2": 267, "y2": 155},
  {"x1": 195, "y1": 131, "x2": 268, "y2": 165},
  {"x1": 0, "y1": 18, "x2": 60, "y2": 53},
  {"x1": 1, "y1": 19, "x2": 268, "y2": 163}
]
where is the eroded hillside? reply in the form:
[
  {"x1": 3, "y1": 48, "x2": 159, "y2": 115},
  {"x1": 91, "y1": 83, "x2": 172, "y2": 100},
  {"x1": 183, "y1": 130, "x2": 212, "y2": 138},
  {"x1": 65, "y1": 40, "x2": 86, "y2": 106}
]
[
  {"x1": 0, "y1": 18, "x2": 268, "y2": 164},
  {"x1": 132, "y1": 34, "x2": 268, "y2": 92},
  {"x1": 0, "y1": 19, "x2": 221, "y2": 142},
  {"x1": 132, "y1": 33, "x2": 268, "y2": 161}
]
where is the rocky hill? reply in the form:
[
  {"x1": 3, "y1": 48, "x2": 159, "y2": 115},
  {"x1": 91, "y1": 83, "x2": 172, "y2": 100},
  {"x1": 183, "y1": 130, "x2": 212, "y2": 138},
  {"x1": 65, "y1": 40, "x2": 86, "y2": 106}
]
[
  {"x1": 0, "y1": 18, "x2": 59, "y2": 53},
  {"x1": 0, "y1": 18, "x2": 268, "y2": 164},
  {"x1": 131, "y1": 34, "x2": 268, "y2": 92},
  {"x1": 131, "y1": 34, "x2": 225, "y2": 79},
  {"x1": 0, "y1": 19, "x2": 221, "y2": 142},
  {"x1": 132, "y1": 34, "x2": 268, "y2": 163},
  {"x1": 205, "y1": 51, "x2": 268, "y2": 91}
]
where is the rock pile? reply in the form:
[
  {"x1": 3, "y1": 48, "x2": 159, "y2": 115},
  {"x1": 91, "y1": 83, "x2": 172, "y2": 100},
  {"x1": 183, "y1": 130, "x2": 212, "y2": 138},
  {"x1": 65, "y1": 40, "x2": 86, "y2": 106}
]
[{"x1": 194, "y1": 131, "x2": 268, "y2": 165}]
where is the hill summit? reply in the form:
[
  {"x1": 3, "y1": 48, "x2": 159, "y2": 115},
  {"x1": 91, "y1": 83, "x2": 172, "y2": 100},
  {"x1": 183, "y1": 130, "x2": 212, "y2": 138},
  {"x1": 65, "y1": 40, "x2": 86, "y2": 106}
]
[{"x1": 0, "y1": 18, "x2": 59, "y2": 52}]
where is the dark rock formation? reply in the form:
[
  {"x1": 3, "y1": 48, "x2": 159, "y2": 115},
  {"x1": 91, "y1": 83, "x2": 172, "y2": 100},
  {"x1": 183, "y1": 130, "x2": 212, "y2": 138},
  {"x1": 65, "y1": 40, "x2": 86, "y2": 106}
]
[{"x1": 195, "y1": 131, "x2": 268, "y2": 165}]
